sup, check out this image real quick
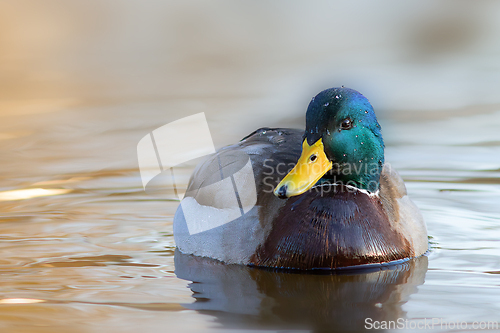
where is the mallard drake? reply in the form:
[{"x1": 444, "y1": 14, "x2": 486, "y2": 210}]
[{"x1": 173, "y1": 87, "x2": 428, "y2": 270}]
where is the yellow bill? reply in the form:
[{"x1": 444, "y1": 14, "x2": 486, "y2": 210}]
[{"x1": 274, "y1": 138, "x2": 333, "y2": 198}]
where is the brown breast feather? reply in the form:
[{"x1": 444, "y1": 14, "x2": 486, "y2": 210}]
[{"x1": 250, "y1": 183, "x2": 412, "y2": 270}]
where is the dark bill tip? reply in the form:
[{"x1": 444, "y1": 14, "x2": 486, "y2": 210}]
[{"x1": 275, "y1": 184, "x2": 288, "y2": 199}]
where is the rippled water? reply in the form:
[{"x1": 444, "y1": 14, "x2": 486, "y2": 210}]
[{"x1": 2, "y1": 1, "x2": 500, "y2": 332}]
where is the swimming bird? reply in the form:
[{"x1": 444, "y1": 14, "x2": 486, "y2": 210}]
[{"x1": 173, "y1": 87, "x2": 428, "y2": 270}]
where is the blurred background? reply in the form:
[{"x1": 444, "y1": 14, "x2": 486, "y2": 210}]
[
  {"x1": 2, "y1": 1, "x2": 500, "y2": 175},
  {"x1": 1, "y1": 1, "x2": 500, "y2": 332}
]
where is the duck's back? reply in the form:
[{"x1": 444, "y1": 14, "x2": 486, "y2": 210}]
[{"x1": 173, "y1": 128, "x2": 304, "y2": 264}]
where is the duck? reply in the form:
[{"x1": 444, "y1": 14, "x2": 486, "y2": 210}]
[{"x1": 173, "y1": 87, "x2": 428, "y2": 270}]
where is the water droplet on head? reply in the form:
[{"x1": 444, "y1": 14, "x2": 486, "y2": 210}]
[
  {"x1": 365, "y1": 110, "x2": 368, "y2": 114},
  {"x1": 326, "y1": 129, "x2": 331, "y2": 136},
  {"x1": 361, "y1": 142, "x2": 364, "y2": 144},
  {"x1": 341, "y1": 85, "x2": 345, "y2": 88},
  {"x1": 359, "y1": 160, "x2": 362, "y2": 163},
  {"x1": 354, "y1": 149, "x2": 357, "y2": 152},
  {"x1": 355, "y1": 135, "x2": 358, "y2": 138},
  {"x1": 343, "y1": 154, "x2": 346, "y2": 157},
  {"x1": 335, "y1": 95, "x2": 339, "y2": 99},
  {"x1": 324, "y1": 102, "x2": 329, "y2": 107}
]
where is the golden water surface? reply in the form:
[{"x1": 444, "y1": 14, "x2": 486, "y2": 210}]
[{"x1": 1, "y1": 1, "x2": 500, "y2": 332}]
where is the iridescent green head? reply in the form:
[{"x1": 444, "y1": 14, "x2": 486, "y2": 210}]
[{"x1": 275, "y1": 87, "x2": 384, "y2": 198}]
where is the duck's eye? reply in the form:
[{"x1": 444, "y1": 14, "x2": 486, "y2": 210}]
[
  {"x1": 341, "y1": 118, "x2": 353, "y2": 130},
  {"x1": 309, "y1": 154, "x2": 317, "y2": 162}
]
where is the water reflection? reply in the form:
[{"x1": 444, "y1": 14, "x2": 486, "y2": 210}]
[{"x1": 175, "y1": 250, "x2": 428, "y2": 332}]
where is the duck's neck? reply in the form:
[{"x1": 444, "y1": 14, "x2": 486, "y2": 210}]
[{"x1": 320, "y1": 159, "x2": 383, "y2": 193}]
